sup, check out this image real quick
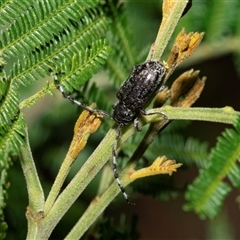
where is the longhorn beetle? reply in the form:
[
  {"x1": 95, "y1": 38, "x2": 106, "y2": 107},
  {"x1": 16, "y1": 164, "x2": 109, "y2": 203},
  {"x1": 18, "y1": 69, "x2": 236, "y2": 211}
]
[{"x1": 55, "y1": 60, "x2": 166, "y2": 204}]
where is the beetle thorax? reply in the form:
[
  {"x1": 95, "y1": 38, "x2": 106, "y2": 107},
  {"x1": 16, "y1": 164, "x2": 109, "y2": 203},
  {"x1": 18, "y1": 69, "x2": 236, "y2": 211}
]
[{"x1": 112, "y1": 102, "x2": 135, "y2": 125}]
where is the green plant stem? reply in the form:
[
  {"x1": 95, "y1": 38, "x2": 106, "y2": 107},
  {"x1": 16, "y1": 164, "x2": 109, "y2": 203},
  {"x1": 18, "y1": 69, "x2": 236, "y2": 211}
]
[
  {"x1": 133, "y1": 106, "x2": 240, "y2": 171},
  {"x1": 147, "y1": 106, "x2": 239, "y2": 125},
  {"x1": 44, "y1": 154, "x2": 74, "y2": 214},
  {"x1": 52, "y1": 106, "x2": 240, "y2": 239},
  {"x1": 65, "y1": 173, "x2": 126, "y2": 240},
  {"x1": 19, "y1": 82, "x2": 54, "y2": 109},
  {"x1": 65, "y1": 148, "x2": 144, "y2": 239},
  {"x1": 38, "y1": 125, "x2": 136, "y2": 239},
  {"x1": 19, "y1": 127, "x2": 45, "y2": 239},
  {"x1": 150, "y1": 0, "x2": 189, "y2": 61}
]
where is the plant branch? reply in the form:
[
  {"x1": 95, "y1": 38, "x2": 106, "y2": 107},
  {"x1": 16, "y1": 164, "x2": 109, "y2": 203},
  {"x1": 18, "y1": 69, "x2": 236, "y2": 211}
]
[
  {"x1": 44, "y1": 106, "x2": 102, "y2": 214},
  {"x1": 149, "y1": 0, "x2": 189, "y2": 61},
  {"x1": 19, "y1": 127, "x2": 45, "y2": 211},
  {"x1": 38, "y1": 124, "x2": 136, "y2": 239},
  {"x1": 146, "y1": 106, "x2": 239, "y2": 125},
  {"x1": 19, "y1": 126, "x2": 45, "y2": 239},
  {"x1": 19, "y1": 82, "x2": 54, "y2": 109},
  {"x1": 64, "y1": 176, "x2": 122, "y2": 239}
]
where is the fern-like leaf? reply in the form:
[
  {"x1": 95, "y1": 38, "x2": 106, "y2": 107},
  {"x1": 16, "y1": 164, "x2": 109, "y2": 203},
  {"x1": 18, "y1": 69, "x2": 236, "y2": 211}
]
[
  {"x1": 0, "y1": 80, "x2": 20, "y2": 125},
  {"x1": 0, "y1": 0, "x2": 35, "y2": 26},
  {"x1": 55, "y1": 39, "x2": 111, "y2": 93},
  {"x1": 0, "y1": 113, "x2": 26, "y2": 155},
  {"x1": 0, "y1": 111, "x2": 26, "y2": 239},
  {"x1": 81, "y1": 82, "x2": 113, "y2": 116},
  {"x1": 184, "y1": 116, "x2": 240, "y2": 219},
  {"x1": 146, "y1": 133, "x2": 209, "y2": 168},
  {"x1": 9, "y1": 6, "x2": 110, "y2": 86},
  {"x1": 0, "y1": 57, "x2": 25, "y2": 165},
  {"x1": 0, "y1": 0, "x2": 100, "y2": 57}
]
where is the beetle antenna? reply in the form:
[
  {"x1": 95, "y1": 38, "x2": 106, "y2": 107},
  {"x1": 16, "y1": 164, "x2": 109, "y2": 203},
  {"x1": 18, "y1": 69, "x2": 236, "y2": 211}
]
[{"x1": 54, "y1": 74, "x2": 112, "y2": 119}]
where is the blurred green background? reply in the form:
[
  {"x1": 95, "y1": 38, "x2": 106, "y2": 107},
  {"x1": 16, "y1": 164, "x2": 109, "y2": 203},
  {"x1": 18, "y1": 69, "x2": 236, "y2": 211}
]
[{"x1": 4, "y1": 1, "x2": 240, "y2": 239}]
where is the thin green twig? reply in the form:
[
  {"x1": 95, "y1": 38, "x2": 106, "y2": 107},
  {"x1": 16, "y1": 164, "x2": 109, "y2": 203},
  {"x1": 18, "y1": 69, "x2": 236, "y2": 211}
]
[
  {"x1": 150, "y1": 0, "x2": 189, "y2": 61},
  {"x1": 147, "y1": 106, "x2": 239, "y2": 125},
  {"x1": 19, "y1": 127, "x2": 45, "y2": 239}
]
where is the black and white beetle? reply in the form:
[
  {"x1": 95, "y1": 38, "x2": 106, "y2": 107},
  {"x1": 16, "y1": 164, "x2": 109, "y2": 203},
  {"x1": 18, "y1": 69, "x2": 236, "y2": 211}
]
[{"x1": 55, "y1": 60, "x2": 166, "y2": 204}]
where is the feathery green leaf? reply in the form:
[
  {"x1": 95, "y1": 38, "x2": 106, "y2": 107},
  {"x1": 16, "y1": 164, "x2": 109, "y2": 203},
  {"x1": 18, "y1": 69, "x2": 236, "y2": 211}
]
[
  {"x1": 0, "y1": 80, "x2": 20, "y2": 125},
  {"x1": 146, "y1": 133, "x2": 209, "y2": 168},
  {"x1": 0, "y1": 113, "x2": 26, "y2": 155},
  {"x1": 55, "y1": 39, "x2": 111, "y2": 93},
  {"x1": 0, "y1": 0, "x2": 35, "y2": 26},
  {"x1": 1, "y1": 0, "x2": 100, "y2": 57},
  {"x1": 184, "y1": 116, "x2": 240, "y2": 219},
  {"x1": 9, "y1": 6, "x2": 110, "y2": 86}
]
